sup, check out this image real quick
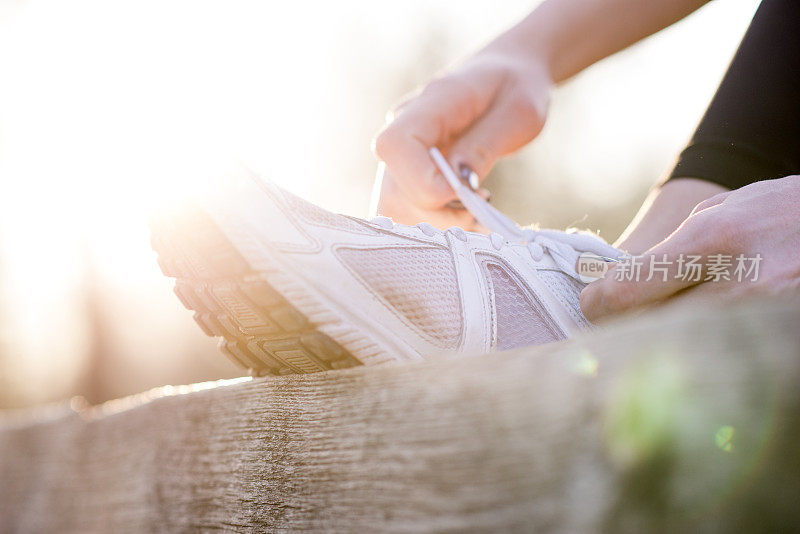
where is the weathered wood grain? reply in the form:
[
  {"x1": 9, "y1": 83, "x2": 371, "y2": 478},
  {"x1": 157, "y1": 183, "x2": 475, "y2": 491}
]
[{"x1": 2, "y1": 296, "x2": 800, "y2": 533}]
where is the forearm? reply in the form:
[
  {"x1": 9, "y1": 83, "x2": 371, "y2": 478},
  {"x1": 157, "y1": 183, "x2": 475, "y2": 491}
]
[{"x1": 492, "y1": 0, "x2": 710, "y2": 82}]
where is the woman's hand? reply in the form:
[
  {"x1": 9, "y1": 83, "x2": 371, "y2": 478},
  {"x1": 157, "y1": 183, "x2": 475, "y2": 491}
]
[
  {"x1": 371, "y1": 0, "x2": 711, "y2": 229},
  {"x1": 581, "y1": 175, "x2": 800, "y2": 322},
  {"x1": 372, "y1": 45, "x2": 553, "y2": 229}
]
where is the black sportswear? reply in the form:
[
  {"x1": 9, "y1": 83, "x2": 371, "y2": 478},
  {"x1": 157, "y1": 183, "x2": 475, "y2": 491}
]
[{"x1": 668, "y1": 0, "x2": 800, "y2": 189}]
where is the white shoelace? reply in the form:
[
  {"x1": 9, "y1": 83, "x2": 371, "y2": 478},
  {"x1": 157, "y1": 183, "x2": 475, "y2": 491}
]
[
  {"x1": 429, "y1": 148, "x2": 623, "y2": 279},
  {"x1": 369, "y1": 149, "x2": 623, "y2": 280}
]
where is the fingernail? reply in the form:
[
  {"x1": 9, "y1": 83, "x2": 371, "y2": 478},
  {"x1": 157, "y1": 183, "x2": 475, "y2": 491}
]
[{"x1": 458, "y1": 164, "x2": 479, "y2": 191}]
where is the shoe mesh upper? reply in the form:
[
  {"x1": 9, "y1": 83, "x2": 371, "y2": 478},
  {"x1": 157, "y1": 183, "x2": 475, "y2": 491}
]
[
  {"x1": 536, "y1": 270, "x2": 590, "y2": 327},
  {"x1": 280, "y1": 189, "x2": 378, "y2": 235},
  {"x1": 335, "y1": 246, "x2": 463, "y2": 349},
  {"x1": 484, "y1": 262, "x2": 563, "y2": 350}
]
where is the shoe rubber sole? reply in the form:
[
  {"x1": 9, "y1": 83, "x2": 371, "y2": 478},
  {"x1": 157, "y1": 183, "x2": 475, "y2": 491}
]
[{"x1": 151, "y1": 208, "x2": 367, "y2": 376}]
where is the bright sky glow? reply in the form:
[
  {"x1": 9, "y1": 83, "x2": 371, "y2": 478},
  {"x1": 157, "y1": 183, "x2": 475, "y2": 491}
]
[{"x1": 0, "y1": 0, "x2": 759, "y2": 405}]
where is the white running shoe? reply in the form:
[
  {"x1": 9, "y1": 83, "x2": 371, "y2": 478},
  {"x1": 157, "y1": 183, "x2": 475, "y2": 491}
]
[{"x1": 152, "y1": 157, "x2": 622, "y2": 375}]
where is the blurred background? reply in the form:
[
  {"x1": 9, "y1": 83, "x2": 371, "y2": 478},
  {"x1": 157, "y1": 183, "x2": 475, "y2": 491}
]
[{"x1": 0, "y1": 0, "x2": 759, "y2": 409}]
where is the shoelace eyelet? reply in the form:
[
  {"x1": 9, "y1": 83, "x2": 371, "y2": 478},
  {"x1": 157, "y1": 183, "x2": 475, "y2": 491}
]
[
  {"x1": 528, "y1": 242, "x2": 545, "y2": 262},
  {"x1": 489, "y1": 233, "x2": 504, "y2": 251},
  {"x1": 447, "y1": 227, "x2": 468, "y2": 242},
  {"x1": 372, "y1": 216, "x2": 394, "y2": 229},
  {"x1": 416, "y1": 222, "x2": 437, "y2": 237}
]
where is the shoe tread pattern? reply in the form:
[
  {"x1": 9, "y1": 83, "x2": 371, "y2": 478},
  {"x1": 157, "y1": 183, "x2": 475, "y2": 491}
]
[{"x1": 151, "y1": 209, "x2": 361, "y2": 376}]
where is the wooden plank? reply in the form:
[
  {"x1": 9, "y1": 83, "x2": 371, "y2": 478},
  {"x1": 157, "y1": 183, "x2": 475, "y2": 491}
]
[{"x1": 2, "y1": 296, "x2": 800, "y2": 533}]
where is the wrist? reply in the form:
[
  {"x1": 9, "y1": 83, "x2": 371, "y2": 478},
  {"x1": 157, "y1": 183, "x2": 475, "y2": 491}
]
[
  {"x1": 492, "y1": 3, "x2": 571, "y2": 84},
  {"x1": 616, "y1": 178, "x2": 729, "y2": 254},
  {"x1": 482, "y1": 13, "x2": 557, "y2": 85}
]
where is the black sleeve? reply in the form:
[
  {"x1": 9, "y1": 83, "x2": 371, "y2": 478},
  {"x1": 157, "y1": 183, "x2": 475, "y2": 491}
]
[{"x1": 667, "y1": 0, "x2": 800, "y2": 190}]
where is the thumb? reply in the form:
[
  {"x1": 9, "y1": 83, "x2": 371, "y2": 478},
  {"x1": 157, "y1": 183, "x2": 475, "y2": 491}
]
[
  {"x1": 580, "y1": 210, "x2": 722, "y2": 322},
  {"x1": 447, "y1": 90, "x2": 547, "y2": 179}
]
